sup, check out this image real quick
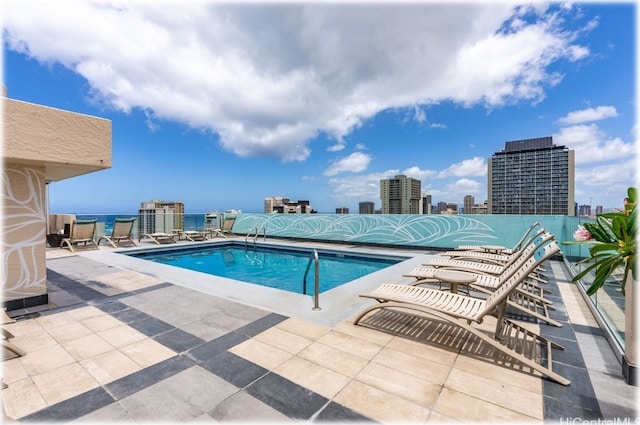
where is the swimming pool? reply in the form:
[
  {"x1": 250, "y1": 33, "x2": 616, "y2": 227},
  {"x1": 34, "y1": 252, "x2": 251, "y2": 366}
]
[{"x1": 126, "y1": 242, "x2": 406, "y2": 294}]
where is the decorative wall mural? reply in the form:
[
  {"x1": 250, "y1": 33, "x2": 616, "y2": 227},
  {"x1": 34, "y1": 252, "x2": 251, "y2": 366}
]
[
  {"x1": 232, "y1": 213, "x2": 580, "y2": 252},
  {"x1": 2, "y1": 166, "x2": 47, "y2": 300},
  {"x1": 233, "y1": 214, "x2": 499, "y2": 247}
]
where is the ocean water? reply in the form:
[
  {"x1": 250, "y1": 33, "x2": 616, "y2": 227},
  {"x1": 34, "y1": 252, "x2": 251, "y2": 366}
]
[{"x1": 77, "y1": 214, "x2": 208, "y2": 234}]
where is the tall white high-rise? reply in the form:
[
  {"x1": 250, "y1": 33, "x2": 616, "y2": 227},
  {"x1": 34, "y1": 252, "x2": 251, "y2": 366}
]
[{"x1": 380, "y1": 175, "x2": 421, "y2": 214}]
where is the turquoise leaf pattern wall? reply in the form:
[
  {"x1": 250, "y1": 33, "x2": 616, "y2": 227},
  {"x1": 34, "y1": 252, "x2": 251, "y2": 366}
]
[{"x1": 233, "y1": 214, "x2": 501, "y2": 247}]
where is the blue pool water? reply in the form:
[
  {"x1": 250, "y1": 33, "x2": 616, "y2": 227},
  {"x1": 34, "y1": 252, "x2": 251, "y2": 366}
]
[{"x1": 127, "y1": 243, "x2": 405, "y2": 294}]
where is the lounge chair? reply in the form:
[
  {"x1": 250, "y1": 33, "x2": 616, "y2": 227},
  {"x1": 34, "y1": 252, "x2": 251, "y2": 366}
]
[
  {"x1": 441, "y1": 228, "x2": 548, "y2": 265},
  {"x1": 354, "y1": 239, "x2": 569, "y2": 386},
  {"x1": 60, "y1": 219, "x2": 99, "y2": 252},
  {"x1": 138, "y1": 232, "x2": 177, "y2": 244},
  {"x1": 423, "y1": 231, "x2": 553, "y2": 283},
  {"x1": 97, "y1": 217, "x2": 137, "y2": 248},
  {"x1": 455, "y1": 221, "x2": 541, "y2": 253},
  {"x1": 407, "y1": 239, "x2": 562, "y2": 327},
  {"x1": 212, "y1": 217, "x2": 235, "y2": 238},
  {"x1": 183, "y1": 230, "x2": 208, "y2": 241}
]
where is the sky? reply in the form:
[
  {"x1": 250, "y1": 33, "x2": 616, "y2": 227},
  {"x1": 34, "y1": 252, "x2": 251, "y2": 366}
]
[{"x1": 2, "y1": 1, "x2": 638, "y2": 214}]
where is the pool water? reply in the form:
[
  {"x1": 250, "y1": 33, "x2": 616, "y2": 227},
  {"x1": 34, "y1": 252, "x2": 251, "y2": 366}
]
[{"x1": 127, "y1": 243, "x2": 404, "y2": 294}]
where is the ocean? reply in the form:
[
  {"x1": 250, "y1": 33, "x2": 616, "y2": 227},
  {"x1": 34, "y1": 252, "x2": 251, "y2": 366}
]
[{"x1": 77, "y1": 214, "x2": 209, "y2": 234}]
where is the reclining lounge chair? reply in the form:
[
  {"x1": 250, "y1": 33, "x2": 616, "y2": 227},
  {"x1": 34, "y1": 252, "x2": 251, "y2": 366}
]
[
  {"x1": 60, "y1": 219, "x2": 99, "y2": 252},
  {"x1": 97, "y1": 217, "x2": 137, "y2": 248},
  {"x1": 139, "y1": 233, "x2": 177, "y2": 244},
  {"x1": 455, "y1": 221, "x2": 541, "y2": 254},
  {"x1": 354, "y1": 239, "x2": 569, "y2": 386},
  {"x1": 183, "y1": 230, "x2": 208, "y2": 241}
]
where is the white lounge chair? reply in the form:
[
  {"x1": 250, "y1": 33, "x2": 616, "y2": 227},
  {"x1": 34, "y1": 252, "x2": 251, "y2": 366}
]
[
  {"x1": 138, "y1": 232, "x2": 176, "y2": 244},
  {"x1": 455, "y1": 221, "x2": 541, "y2": 254},
  {"x1": 60, "y1": 219, "x2": 99, "y2": 252},
  {"x1": 354, "y1": 239, "x2": 569, "y2": 386},
  {"x1": 183, "y1": 230, "x2": 208, "y2": 241},
  {"x1": 97, "y1": 217, "x2": 137, "y2": 248}
]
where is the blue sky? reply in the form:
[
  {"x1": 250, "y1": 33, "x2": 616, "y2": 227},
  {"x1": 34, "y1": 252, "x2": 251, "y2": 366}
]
[{"x1": 3, "y1": 1, "x2": 637, "y2": 214}]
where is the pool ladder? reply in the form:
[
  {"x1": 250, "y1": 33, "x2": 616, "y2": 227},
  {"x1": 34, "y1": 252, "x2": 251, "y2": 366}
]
[
  {"x1": 303, "y1": 249, "x2": 321, "y2": 311},
  {"x1": 245, "y1": 224, "x2": 266, "y2": 247}
]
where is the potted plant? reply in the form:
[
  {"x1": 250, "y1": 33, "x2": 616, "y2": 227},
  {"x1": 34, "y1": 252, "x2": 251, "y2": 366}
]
[{"x1": 566, "y1": 186, "x2": 637, "y2": 295}]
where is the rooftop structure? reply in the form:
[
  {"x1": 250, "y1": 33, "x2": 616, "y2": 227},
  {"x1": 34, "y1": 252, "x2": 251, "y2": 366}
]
[
  {"x1": 488, "y1": 136, "x2": 575, "y2": 215},
  {"x1": 380, "y1": 174, "x2": 421, "y2": 214}
]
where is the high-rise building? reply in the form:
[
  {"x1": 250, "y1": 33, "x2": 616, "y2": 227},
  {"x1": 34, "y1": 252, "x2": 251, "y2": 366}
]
[
  {"x1": 420, "y1": 193, "x2": 432, "y2": 214},
  {"x1": 336, "y1": 207, "x2": 349, "y2": 214},
  {"x1": 436, "y1": 201, "x2": 448, "y2": 214},
  {"x1": 264, "y1": 196, "x2": 290, "y2": 213},
  {"x1": 138, "y1": 200, "x2": 184, "y2": 234},
  {"x1": 380, "y1": 175, "x2": 421, "y2": 214},
  {"x1": 488, "y1": 137, "x2": 575, "y2": 215},
  {"x1": 463, "y1": 195, "x2": 474, "y2": 214},
  {"x1": 265, "y1": 196, "x2": 314, "y2": 213},
  {"x1": 359, "y1": 201, "x2": 375, "y2": 214}
]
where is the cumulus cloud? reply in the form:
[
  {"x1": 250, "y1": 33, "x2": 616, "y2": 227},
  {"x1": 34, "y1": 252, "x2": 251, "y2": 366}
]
[
  {"x1": 324, "y1": 152, "x2": 373, "y2": 176},
  {"x1": 4, "y1": 1, "x2": 592, "y2": 162},
  {"x1": 554, "y1": 124, "x2": 636, "y2": 164},
  {"x1": 328, "y1": 169, "x2": 399, "y2": 204},
  {"x1": 438, "y1": 157, "x2": 487, "y2": 178},
  {"x1": 556, "y1": 106, "x2": 618, "y2": 125}
]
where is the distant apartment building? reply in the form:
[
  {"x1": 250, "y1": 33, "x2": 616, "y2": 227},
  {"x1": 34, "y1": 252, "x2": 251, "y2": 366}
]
[
  {"x1": 139, "y1": 200, "x2": 184, "y2": 234},
  {"x1": 359, "y1": 201, "x2": 375, "y2": 214},
  {"x1": 336, "y1": 207, "x2": 349, "y2": 214},
  {"x1": 578, "y1": 205, "x2": 592, "y2": 217},
  {"x1": 380, "y1": 175, "x2": 421, "y2": 214},
  {"x1": 441, "y1": 203, "x2": 458, "y2": 215},
  {"x1": 264, "y1": 196, "x2": 289, "y2": 213},
  {"x1": 471, "y1": 201, "x2": 489, "y2": 214},
  {"x1": 436, "y1": 201, "x2": 448, "y2": 214},
  {"x1": 463, "y1": 195, "x2": 474, "y2": 214},
  {"x1": 265, "y1": 196, "x2": 315, "y2": 213},
  {"x1": 203, "y1": 210, "x2": 224, "y2": 230},
  {"x1": 488, "y1": 137, "x2": 575, "y2": 215},
  {"x1": 420, "y1": 193, "x2": 432, "y2": 214},
  {"x1": 595, "y1": 205, "x2": 603, "y2": 215}
]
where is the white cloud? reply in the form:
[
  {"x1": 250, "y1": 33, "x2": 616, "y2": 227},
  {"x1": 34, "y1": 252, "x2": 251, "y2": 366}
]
[
  {"x1": 4, "y1": 1, "x2": 592, "y2": 162},
  {"x1": 438, "y1": 157, "x2": 487, "y2": 178},
  {"x1": 328, "y1": 169, "x2": 399, "y2": 204},
  {"x1": 554, "y1": 124, "x2": 636, "y2": 164},
  {"x1": 556, "y1": 106, "x2": 618, "y2": 125},
  {"x1": 323, "y1": 152, "x2": 373, "y2": 176},
  {"x1": 430, "y1": 123, "x2": 447, "y2": 129},
  {"x1": 401, "y1": 166, "x2": 438, "y2": 181}
]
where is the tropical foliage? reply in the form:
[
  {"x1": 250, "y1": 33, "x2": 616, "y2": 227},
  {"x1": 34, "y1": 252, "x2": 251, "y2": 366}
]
[{"x1": 566, "y1": 187, "x2": 637, "y2": 295}]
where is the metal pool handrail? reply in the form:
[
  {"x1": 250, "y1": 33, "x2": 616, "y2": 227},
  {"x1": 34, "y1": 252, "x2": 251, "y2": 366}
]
[{"x1": 303, "y1": 249, "x2": 321, "y2": 311}]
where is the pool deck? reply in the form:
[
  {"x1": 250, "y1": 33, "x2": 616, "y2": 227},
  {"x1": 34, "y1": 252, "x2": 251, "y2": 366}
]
[{"x1": 2, "y1": 237, "x2": 638, "y2": 422}]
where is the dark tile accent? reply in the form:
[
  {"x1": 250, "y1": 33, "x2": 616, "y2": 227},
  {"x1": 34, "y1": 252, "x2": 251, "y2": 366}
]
[
  {"x1": 21, "y1": 387, "x2": 114, "y2": 422},
  {"x1": 153, "y1": 328, "x2": 206, "y2": 353},
  {"x1": 94, "y1": 300, "x2": 130, "y2": 314},
  {"x1": 128, "y1": 317, "x2": 175, "y2": 337},
  {"x1": 245, "y1": 372, "x2": 329, "y2": 420},
  {"x1": 111, "y1": 308, "x2": 155, "y2": 324},
  {"x1": 3, "y1": 294, "x2": 49, "y2": 312},
  {"x1": 200, "y1": 351, "x2": 268, "y2": 388},
  {"x1": 542, "y1": 338, "x2": 583, "y2": 367},
  {"x1": 129, "y1": 281, "x2": 174, "y2": 294},
  {"x1": 544, "y1": 362, "x2": 599, "y2": 406},
  {"x1": 46, "y1": 270, "x2": 105, "y2": 302},
  {"x1": 234, "y1": 312, "x2": 289, "y2": 338},
  {"x1": 572, "y1": 323, "x2": 606, "y2": 337},
  {"x1": 544, "y1": 394, "x2": 603, "y2": 421},
  {"x1": 314, "y1": 401, "x2": 375, "y2": 422},
  {"x1": 187, "y1": 331, "x2": 248, "y2": 363},
  {"x1": 105, "y1": 355, "x2": 193, "y2": 401}
]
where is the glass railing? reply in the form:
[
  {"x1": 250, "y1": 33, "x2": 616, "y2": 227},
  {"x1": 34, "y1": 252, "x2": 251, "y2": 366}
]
[{"x1": 48, "y1": 212, "x2": 625, "y2": 358}]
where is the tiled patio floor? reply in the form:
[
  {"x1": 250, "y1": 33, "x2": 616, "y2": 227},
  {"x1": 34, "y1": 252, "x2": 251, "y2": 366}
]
[{"x1": 2, "y1": 241, "x2": 637, "y2": 422}]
